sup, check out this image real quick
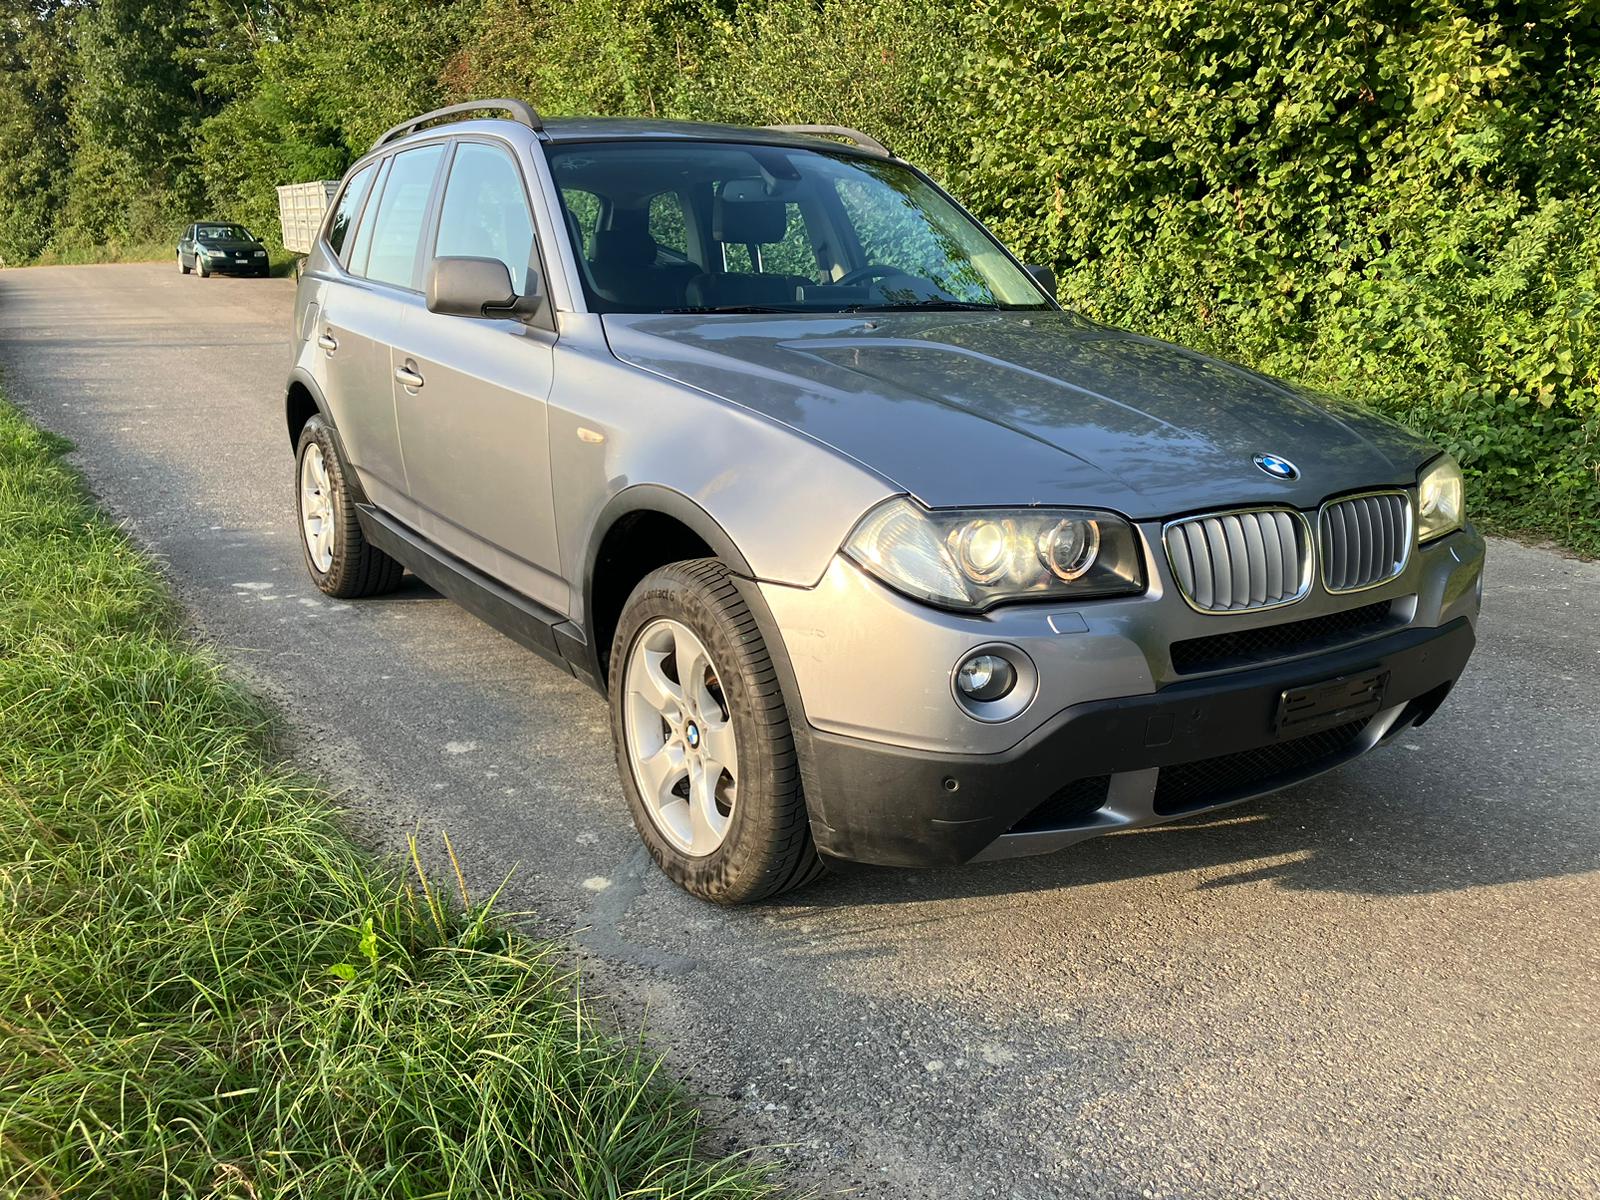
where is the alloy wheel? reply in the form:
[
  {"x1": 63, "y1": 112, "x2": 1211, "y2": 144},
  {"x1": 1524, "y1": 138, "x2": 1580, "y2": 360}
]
[
  {"x1": 622, "y1": 617, "x2": 740, "y2": 857},
  {"x1": 299, "y1": 442, "x2": 336, "y2": 573}
]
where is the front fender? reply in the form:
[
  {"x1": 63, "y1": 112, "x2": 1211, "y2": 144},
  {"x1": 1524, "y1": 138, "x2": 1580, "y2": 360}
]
[
  {"x1": 548, "y1": 323, "x2": 896, "y2": 591},
  {"x1": 577, "y1": 482, "x2": 830, "y2": 819}
]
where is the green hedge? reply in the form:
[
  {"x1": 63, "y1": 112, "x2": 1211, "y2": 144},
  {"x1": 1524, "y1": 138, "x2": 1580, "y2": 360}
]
[
  {"x1": 4, "y1": 0, "x2": 1596, "y2": 549},
  {"x1": 951, "y1": 1, "x2": 1600, "y2": 550}
]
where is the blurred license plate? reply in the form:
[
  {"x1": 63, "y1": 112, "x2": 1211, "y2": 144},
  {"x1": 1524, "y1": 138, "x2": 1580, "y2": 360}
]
[{"x1": 1275, "y1": 668, "x2": 1388, "y2": 735}]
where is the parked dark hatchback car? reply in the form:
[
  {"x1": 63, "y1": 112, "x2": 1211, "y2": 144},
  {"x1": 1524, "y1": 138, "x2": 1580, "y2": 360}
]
[{"x1": 177, "y1": 222, "x2": 270, "y2": 277}]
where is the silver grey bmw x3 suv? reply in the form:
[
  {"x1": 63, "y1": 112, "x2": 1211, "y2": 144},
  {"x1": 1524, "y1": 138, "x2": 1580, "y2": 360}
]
[{"x1": 286, "y1": 100, "x2": 1484, "y2": 903}]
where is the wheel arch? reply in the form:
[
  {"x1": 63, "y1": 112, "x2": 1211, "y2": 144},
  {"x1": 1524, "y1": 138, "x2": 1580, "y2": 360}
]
[
  {"x1": 583, "y1": 485, "x2": 755, "y2": 688},
  {"x1": 285, "y1": 368, "x2": 330, "y2": 454},
  {"x1": 582, "y1": 486, "x2": 824, "y2": 854}
]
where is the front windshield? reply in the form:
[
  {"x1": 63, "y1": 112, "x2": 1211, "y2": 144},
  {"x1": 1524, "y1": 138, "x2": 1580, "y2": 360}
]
[
  {"x1": 545, "y1": 141, "x2": 1051, "y2": 314},
  {"x1": 197, "y1": 224, "x2": 252, "y2": 242}
]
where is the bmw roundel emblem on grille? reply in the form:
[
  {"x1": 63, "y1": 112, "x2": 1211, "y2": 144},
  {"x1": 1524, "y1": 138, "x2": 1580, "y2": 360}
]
[{"x1": 1253, "y1": 453, "x2": 1300, "y2": 480}]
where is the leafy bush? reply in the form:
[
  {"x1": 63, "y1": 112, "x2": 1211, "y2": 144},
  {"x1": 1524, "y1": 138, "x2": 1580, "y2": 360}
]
[{"x1": 955, "y1": 0, "x2": 1600, "y2": 548}]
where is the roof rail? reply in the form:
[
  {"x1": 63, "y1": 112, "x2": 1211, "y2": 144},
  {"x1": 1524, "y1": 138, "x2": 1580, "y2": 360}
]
[
  {"x1": 763, "y1": 124, "x2": 892, "y2": 158},
  {"x1": 371, "y1": 99, "x2": 543, "y2": 151}
]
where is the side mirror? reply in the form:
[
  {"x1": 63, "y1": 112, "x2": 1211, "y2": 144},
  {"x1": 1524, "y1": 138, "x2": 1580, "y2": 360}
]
[
  {"x1": 426, "y1": 256, "x2": 545, "y2": 320},
  {"x1": 1025, "y1": 263, "x2": 1058, "y2": 302}
]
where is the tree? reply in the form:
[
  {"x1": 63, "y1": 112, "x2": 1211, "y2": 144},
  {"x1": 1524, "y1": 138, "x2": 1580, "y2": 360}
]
[
  {"x1": 57, "y1": 0, "x2": 210, "y2": 246},
  {"x1": 0, "y1": 0, "x2": 73, "y2": 261}
]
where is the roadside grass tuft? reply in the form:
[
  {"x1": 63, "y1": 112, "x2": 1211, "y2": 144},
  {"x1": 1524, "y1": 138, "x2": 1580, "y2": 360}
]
[
  {"x1": 27, "y1": 240, "x2": 181, "y2": 267},
  {"x1": 0, "y1": 398, "x2": 780, "y2": 1197}
]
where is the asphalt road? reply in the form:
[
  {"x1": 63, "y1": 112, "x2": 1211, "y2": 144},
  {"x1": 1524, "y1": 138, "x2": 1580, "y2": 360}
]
[{"x1": 2, "y1": 261, "x2": 1597, "y2": 1199}]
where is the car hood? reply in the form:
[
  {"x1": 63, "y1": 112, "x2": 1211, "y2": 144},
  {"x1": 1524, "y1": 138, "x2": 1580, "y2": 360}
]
[
  {"x1": 601, "y1": 310, "x2": 1434, "y2": 519},
  {"x1": 199, "y1": 240, "x2": 260, "y2": 251}
]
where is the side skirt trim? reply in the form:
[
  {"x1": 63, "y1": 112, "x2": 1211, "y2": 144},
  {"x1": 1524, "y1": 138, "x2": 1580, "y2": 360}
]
[{"x1": 355, "y1": 503, "x2": 589, "y2": 682}]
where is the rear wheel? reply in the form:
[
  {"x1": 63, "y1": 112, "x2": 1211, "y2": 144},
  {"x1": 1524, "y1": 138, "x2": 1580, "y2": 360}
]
[
  {"x1": 294, "y1": 414, "x2": 404, "y2": 598},
  {"x1": 610, "y1": 559, "x2": 823, "y2": 904}
]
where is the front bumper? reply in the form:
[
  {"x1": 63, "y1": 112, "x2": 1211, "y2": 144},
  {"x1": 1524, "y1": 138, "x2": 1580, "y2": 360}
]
[
  {"x1": 758, "y1": 519, "x2": 1484, "y2": 868},
  {"x1": 802, "y1": 616, "x2": 1476, "y2": 867},
  {"x1": 201, "y1": 255, "x2": 269, "y2": 275}
]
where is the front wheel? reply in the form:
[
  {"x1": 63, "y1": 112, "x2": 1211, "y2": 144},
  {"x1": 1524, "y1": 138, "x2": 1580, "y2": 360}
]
[
  {"x1": 178, "y1": 252, "x2": 190, "y2": 275},
  {"x1": 294, "y1": 414, "x2": 404, "y2": 598},
  {"x1": 196, "y1": 255, "x2": 210, "y2": 278},
  {"x1": 610, "y1": 559, "x2": 823, "y2": 904}
]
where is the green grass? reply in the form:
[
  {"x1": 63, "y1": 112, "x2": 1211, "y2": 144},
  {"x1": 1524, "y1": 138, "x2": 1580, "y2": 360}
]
[
  {"x1": 0, "y1": 397, "x2": 780, "y2": 1197},
  {"x1": 21, "y1": 242, "x2": 297, "y2": 276},
  {"x1": 27, "y1": 239, "x2": 180, "y2": 267}
]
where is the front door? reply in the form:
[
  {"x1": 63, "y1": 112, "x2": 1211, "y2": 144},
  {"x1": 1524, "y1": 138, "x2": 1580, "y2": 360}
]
[{"x1": 392, "y1": 139, "x2": 562, "y2": 614}]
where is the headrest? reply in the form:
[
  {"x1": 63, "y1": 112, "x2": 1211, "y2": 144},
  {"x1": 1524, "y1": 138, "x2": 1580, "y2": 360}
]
[
  {"x1": 713, "y1": 179, "x2": 787, "y2": 245},
  {"x1": 592, "y1": 228, "x2": 657, "y2": 269}
]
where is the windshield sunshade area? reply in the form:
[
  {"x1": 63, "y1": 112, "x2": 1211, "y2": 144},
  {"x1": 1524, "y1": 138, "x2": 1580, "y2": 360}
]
[{"x1": 545, "y1": 141, "x2": 1053, "y2": 315}]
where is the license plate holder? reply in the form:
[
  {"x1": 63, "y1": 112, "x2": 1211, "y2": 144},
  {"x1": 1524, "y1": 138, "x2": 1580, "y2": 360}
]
[{"x1": 1275, "y1": 668, "x2": 1388, "y2": 735}]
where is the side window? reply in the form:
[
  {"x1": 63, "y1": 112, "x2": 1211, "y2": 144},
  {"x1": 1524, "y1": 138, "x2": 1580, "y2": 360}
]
[
  {"x1": 647, "y1": 191, "x2": 689, "y2": 259},
  {"x1": 326, "y1": 163, "x2": 376, "y2": 260},
  {"x1": 434, "y1": 143, "x2": 536, "y2": 293},
  {"x1": 561, "y1": 188, "x2": 601, "y2": 259},
  {"x1": 362, "y1": 144, "x2": 445, "y2": 289}
]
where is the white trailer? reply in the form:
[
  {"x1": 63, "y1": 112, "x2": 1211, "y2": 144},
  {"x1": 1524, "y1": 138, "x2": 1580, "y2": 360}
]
[{"x1": 276, "y1": 180, "x2": 340, "y2": 256}]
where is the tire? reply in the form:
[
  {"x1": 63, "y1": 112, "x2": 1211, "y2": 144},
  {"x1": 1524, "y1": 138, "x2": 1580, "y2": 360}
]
[
  {"x1": 179, "y1": 253, "x2": 190, "y2": 275},
  {"x1": 294, "y1": 414, "x2": 404, "y2": 599},
  {"x1": 610, "y1": 559, "x2": 824, "y2": 904},
  {"x1": 196, "y1": 255, "x2": 210, "y2": 278}
]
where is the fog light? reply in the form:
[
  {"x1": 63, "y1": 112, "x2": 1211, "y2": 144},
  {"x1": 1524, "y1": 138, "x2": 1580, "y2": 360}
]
[{"x1": 956, "y1": 652, "x2": 1016, "y2": 702}]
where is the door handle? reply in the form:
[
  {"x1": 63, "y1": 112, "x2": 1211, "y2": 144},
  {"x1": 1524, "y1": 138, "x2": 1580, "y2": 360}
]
[
  {"x1": 394, "y1": 362, "x2": 425, "y2": 390},
  {"x1": 316, "y1": 332, "x2": 338, "y2": 352}
]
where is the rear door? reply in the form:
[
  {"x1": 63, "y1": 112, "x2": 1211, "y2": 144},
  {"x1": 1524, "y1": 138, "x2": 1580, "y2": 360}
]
[
  {"x1": 316, "y1": 145, "x2": 446, "y2": 508},
  {"x1": 391, "y1": 137, "x2": 562, "y2": 613}
]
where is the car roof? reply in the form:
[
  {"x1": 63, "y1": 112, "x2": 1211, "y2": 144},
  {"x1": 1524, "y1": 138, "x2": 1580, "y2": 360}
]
[{"x1": 381, "y1": 116, "x2": 892, "y2": 160}]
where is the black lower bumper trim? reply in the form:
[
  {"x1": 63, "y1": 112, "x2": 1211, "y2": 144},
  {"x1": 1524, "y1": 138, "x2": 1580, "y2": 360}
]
[{"x1": 804, "y1": 618, "x2": 1476, "y2": 868}]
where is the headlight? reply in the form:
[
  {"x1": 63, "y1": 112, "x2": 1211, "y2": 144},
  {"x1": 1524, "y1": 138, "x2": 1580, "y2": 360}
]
[
  {"x1": 253, "y1": 249, "x2": 266, "y2": 257},
  {"x1": 1417, "y1": 454, "x2": 1464, "y2": 543},
  {"x1": 843, "y1": 497, "x2": 1144, "y2": 610}
]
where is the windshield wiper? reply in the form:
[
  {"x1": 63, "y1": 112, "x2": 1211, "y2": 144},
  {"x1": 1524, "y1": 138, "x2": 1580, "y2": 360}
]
[
  {"x1": 845, "y1": 300, "x2": 1003, "y2": 313},
  {"x1": 660, "y1": 305, "x2": 802, "y2": 314}
]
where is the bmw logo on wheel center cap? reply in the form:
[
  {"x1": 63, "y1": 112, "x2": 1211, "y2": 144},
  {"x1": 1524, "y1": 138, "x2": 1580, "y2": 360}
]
[
  {"x1": 685, "y1": 723, "x2": 701, "y2": 749},
  {"x1": 1254, "y1": 453, "x2": 1300, "y2": 481}
]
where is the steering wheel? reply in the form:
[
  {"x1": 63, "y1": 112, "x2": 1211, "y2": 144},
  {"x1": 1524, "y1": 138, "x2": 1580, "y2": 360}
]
[{"x1": 836, "y1": 264, "x2": 910, "y2": 287}]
